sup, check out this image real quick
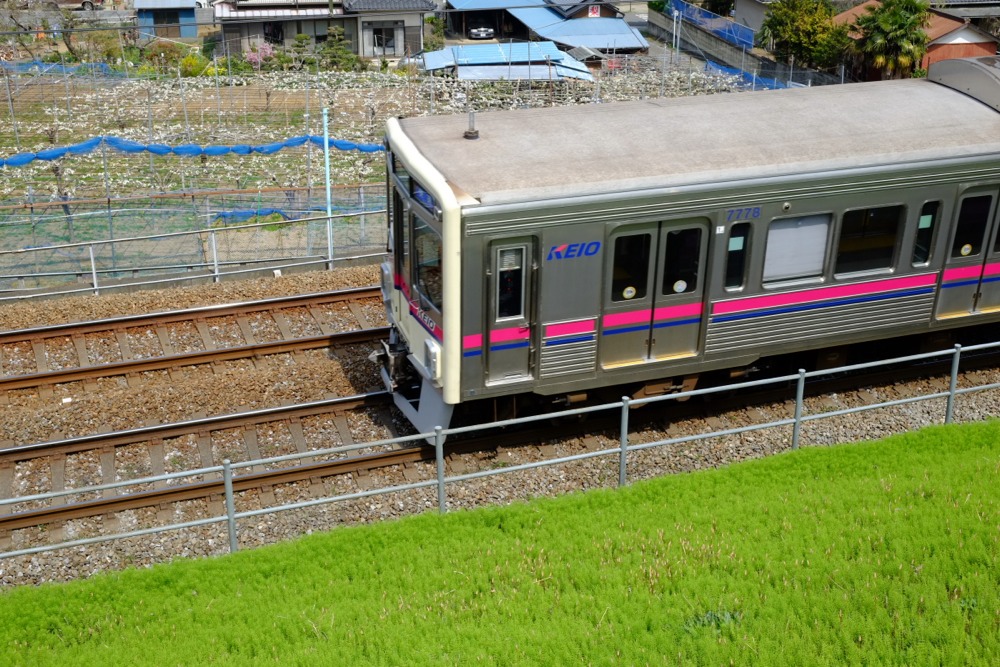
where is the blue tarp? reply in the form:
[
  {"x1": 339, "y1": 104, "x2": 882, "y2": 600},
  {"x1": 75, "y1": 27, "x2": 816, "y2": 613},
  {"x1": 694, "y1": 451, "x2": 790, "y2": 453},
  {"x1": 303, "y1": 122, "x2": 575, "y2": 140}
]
[
  {"x1": 705, "y1": 60, "x2": 786, "y2": 90},
  {"x1": 671, "y1": 0, "x2": 754, "y2": 51},
  {"x1": 0, "y1": 135, "x2": 384, "y2": 168},
  {"x1": 0, "y1": 60, "x2": 119, "y2": 76}
]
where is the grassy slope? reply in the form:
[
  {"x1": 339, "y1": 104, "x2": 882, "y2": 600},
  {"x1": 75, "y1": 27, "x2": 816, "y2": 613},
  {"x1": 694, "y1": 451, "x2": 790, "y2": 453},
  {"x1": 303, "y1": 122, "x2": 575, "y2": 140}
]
[{"x1": 0, "y1": 422, "x2": 997, "y2": 666}]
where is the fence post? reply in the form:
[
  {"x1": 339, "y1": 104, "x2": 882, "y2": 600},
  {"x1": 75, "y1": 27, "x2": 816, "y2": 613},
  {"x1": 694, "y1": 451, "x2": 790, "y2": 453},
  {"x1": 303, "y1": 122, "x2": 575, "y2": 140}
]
[
  {"x1": 210, "y1": 230, "x2": 220, "y2": 282},
  {"x1": 946, "y1": 344, "x2": 961, "y2": 424},
  {"x1": 223, "y1": 459, "x2": 239, "y2": 553},
  {"x1": 359, "y1": 185, "x2": 367, "y2": 245},
  {"x1": 88, "y1": 244, "x2": 100, "y2": 295},
  {"x1": 792, "y1": 368, "x2": 806, "y2": 450},
  {"x1": 435, "y1": 426, "x2": 447, "y2": 514},
  {"x1": 3, "y1": 69, "x2": 19, "y2": 151},
  {"x1": 619, "y1": 397, "x2": 630, "y2": 487},
  {"x1": 322, "y1": 108, "x2": 334, "y2": 270}
]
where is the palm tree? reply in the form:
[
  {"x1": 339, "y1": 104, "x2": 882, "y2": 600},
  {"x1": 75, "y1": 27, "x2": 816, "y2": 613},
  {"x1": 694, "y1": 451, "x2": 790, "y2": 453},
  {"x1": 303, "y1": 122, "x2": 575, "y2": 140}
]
[{"x1": 853, "y1": 0, "x2": 930, "y2": 79}]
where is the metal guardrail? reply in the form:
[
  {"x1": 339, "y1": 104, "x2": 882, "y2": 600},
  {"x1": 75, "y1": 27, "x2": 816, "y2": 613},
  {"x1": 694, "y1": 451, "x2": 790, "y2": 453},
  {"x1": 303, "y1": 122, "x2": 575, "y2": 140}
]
[{"x1": 2, "y1": 341, "x2": 997, "y2": 560}]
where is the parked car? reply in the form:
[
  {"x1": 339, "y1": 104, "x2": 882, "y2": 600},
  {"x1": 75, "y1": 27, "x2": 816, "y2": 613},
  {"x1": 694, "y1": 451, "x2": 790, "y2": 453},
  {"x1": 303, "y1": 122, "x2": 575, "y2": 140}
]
[
  {"x1": 53, "y1": 0, "x2": 104, "y2": 10},
  {"x1": 468, "y1": 22, "x2": 495, "y2": 40},
  {"x1": 396, "y1": 50, "x2": 425, "y2": 70}
]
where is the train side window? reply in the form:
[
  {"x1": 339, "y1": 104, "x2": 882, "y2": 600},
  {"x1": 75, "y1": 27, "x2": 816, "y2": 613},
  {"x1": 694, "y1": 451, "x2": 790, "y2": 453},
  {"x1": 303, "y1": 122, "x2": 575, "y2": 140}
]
[
  {"x1": 413, "y1": 217, "x2": 443, "y2": 311},
  {"x1": 724, "y1": 223, "x2": 751, "y2": 290},
  {"x1": 662, "y1": 227, "x2": 701, "y2": 294},
  {"x1": 394, "y1": 191, "x2": 410, "y2": 288},
  {"x1": 763, "y1": 214, "x2": 830, "y2": 283},
  {"x1": 496, "y1": 247, "x2": 525, "y2": 320},
  {"x1": 951, "y1": 195, "x2": 992, "y2": 258},
  {"x1": 611, "y1": 234, "x2": 651, "y2": 301},
  {"x1": 911, "y1": 202, "x2": 939, "y2": 265},
  {"x1": 835, "y1": 204, "x2": 903, "y2": 274}
]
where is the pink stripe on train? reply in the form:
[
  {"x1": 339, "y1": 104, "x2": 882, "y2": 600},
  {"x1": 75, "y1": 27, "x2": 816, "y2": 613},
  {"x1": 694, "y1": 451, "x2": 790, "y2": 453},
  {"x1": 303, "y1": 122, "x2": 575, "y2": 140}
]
[
  {"x1": 490, "y1": 327, "x2": 530, "y2": 344},
  {"x1": 545, "y1": 320, "x2": 596, "y2": 338},
  {"x1": 713, "y1": 274, "x2": 937, "y2": 316}
]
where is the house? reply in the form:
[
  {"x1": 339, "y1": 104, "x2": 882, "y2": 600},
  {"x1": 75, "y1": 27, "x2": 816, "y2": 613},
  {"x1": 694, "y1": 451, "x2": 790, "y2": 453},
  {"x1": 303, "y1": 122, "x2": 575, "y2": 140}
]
[
  {"x1": 215, "y1": 0, "x2": 434, "y2": 58},
  {"x1": 833, "y1": 1, "x2": 998, "y2": 79},
  {"x1": 447, "y1": 0, "x2": 648, "y2": 53},
  {"x1": 732, "y1": 0, "x2": 770, "y2": 32},
  {"x1": 343, "y1": 0, "x2": 438, "y2": 59},
  {"x1": 136, "y1": 0, "x2": 200, "y2": 40}
]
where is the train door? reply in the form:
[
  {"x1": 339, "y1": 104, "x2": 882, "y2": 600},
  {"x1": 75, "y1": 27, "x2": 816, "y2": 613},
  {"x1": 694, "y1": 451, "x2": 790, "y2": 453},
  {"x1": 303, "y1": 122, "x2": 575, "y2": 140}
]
[
  {"x1": 600, "y1": 220, "x2": 708, "y2": 368},
  {"x1": 935, "y1": 187, "x2": 1000, "y2": 319},
  {"x1": 486, "y1": 239, "x2": 534, "y2": 385}
]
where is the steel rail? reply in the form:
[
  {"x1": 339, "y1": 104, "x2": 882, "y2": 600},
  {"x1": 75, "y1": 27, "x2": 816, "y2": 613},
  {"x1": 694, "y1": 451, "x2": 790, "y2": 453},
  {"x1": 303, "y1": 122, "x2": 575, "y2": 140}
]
[
  {"x1": 0, "y1": 285, "x2": 381, "y2": 344},
  {"x1": 0, "y1": 326, "x2": 389, "y2": 392},
  {"x1": 0, "y1": 445, "x2": 425, "y2": 532},
  {"x1": 0, "y1": 391, "x2": 391, "y2": 464}
]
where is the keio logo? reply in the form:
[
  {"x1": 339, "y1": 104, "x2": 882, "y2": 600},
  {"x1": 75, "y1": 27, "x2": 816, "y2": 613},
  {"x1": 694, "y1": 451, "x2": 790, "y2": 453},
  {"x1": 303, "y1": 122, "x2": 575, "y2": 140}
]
[{"x1": 546, "y1": 241, "x2": 601, "y2": 261}]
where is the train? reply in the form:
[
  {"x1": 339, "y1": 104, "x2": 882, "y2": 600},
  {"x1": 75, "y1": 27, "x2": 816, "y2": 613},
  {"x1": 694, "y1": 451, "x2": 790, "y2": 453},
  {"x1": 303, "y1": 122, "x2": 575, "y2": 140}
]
[{"x1": 371, "y1": 56, "x2": 1000, "y2": 434}]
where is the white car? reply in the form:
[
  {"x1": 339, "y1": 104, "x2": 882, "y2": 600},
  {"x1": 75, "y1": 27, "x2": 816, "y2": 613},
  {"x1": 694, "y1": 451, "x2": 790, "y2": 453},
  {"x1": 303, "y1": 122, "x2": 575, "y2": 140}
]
[{"x1": 468, "y1": 24, "x2": 495, "y2": 40}]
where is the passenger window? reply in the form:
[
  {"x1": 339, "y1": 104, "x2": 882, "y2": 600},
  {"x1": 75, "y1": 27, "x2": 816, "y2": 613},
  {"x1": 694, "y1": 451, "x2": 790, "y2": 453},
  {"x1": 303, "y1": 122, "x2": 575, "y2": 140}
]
[
  {"x1": 835, "y1": 204, "x2": 903, "y2": 274},
  {"x1": 763, "y1": 214, "x2": 830, "y2": 283},
  {"x1": 951, "y1": 195, "x2": 992, "y2": 258},
  {"x1": 496, "y1": 247, "x2": 525, "y2": 320},
  {"x1": 662, "y1": 227, "x2": 701, "y2": 294},
  {"x1": 725, "y1": 223, "x2": 751, "y2": 289},
  {"x1": 413, "y1": 217, "x2": 443, "y2": 311},
  {"x1": 611, "y1": 234, "x2": 651, "y2": 301},
  {"x1": 911, "y1": 202, "x2": 939, "y2": 265}
]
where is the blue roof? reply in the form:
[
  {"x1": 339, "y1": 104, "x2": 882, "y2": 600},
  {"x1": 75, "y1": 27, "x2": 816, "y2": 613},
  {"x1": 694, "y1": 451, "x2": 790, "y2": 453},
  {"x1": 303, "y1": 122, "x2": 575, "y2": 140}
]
[
  {"x1": 510, "y1": 10, "x2": 649, "y2": 50},
  {"x1": 455, "y1": 64, "x2": 594, "y2": 82},
  {"x1": 422, "y1": 41, "x2": 593, "y2": 81}
]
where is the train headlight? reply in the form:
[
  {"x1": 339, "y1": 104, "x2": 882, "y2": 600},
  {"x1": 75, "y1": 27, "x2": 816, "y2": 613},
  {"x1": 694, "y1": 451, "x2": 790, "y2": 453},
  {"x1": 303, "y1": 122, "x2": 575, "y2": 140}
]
[
  {"x1": 380, "y1": 261, "x2": 392, "y2": 301},
  {"x1": 424, "y1": 339, "x2": 442, "y2": 382}
]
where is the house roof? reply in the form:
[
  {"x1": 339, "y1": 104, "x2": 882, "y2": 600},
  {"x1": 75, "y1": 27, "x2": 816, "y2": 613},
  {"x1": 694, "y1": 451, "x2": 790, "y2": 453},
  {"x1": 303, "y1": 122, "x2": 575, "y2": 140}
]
[
  {"x1": 508, "y1": 8, "x2": 647, "y2": 50},
  {"x1": 135, "y1": 0, "x2": 197, "y2": 8},
  {"x1": 343, "y1": 0, "x2": 436, "y2": 11},
  {"x1": 834, "y1": 0, "x2": 998, "y2": 45},
  {"x1": 214, "y1": 2, "x2": 338, "y2": 18},
  {"x1": 422, "y1": 41, "x2": 594, "y2": 81}
]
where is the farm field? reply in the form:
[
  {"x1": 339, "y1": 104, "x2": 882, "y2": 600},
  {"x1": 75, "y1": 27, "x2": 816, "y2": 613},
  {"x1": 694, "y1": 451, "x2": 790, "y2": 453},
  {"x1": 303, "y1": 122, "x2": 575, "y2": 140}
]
[{"x1": 0, "y1": 420, "x2": 995, "y2": 665}]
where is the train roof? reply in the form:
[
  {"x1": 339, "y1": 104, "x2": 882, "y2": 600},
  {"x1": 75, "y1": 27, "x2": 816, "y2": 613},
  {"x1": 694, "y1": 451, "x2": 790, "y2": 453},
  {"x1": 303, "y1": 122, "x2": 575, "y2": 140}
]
[{"x1": 391, "y1": 57, "x2": 1000, "y2": 208}]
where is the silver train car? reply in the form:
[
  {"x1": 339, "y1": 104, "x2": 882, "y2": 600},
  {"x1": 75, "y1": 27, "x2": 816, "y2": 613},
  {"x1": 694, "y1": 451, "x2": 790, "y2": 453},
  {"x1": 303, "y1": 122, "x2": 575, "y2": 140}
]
[{"x1": 374, "y1": 56, "x2": 1000, "y2": 433}]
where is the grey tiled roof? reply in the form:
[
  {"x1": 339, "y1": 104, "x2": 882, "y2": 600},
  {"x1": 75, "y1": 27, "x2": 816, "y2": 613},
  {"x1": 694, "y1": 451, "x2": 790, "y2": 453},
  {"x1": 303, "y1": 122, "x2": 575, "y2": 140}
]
[{"x1": 343, "y1": 0, "x2": 436, "y2": 11}]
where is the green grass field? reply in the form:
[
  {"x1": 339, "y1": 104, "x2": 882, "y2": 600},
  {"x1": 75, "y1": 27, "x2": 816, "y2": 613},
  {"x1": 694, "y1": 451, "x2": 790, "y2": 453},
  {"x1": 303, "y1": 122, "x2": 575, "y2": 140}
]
[{"x1": 0, "y1": 421, "x2": 996, "y2": 665}]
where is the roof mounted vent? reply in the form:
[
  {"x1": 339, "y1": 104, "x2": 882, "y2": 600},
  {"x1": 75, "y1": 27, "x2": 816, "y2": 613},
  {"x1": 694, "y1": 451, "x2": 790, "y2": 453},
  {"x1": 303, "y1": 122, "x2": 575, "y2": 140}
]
[{"x1": 463, "y1": 111, "x2": 479, "y2": 140}]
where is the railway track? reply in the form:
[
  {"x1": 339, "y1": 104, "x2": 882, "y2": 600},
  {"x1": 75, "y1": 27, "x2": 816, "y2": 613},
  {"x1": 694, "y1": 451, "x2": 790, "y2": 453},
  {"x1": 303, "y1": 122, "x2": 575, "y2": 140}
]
[
  {"x1": 0, "y1": 392, "x2": 397, "y2": 533},
  {"x1": 4, "y1": 325, "x2": 1000, "y2": 556},
  {"x1": 0, "y1": 286, "x2": 383, "y2": 396}
]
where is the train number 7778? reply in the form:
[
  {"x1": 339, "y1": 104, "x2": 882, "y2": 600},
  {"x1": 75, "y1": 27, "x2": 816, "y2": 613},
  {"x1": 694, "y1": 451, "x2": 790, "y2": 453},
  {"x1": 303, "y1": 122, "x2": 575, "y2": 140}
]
[{"x1": 726, "y1": 207, "x2": 761, "y2": 222}]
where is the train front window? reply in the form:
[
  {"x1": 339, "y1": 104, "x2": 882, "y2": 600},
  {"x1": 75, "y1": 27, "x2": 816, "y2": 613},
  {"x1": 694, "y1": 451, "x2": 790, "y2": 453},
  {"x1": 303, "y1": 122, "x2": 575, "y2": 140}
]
[
  {"x1": 662, "y1": 227, "x2": 701, "y2": 294},
  {"x1": 952, "y1": 195, "x2": 992, "y2": 258},
  {"x1": 411, "y1": 178, "x2": 438, "y2": 213},
  {"x1": 835, "y1": 204, "x2": 903, "y2": 274},
  {"x1": 611, "y1": 233, "x2": 651, "y2": 301},
  {"x1": 763, "y1": 214, "x2": 830, "y2": 283},
  {"x1": 413, "y1": 217, "x2": 443, "y2": 311},
  {"x1": 391, "y1": 153, "x2": 410, "y2": 192},
  {"x1": 912, "y1": 202, "x2": 939, "y2": 266}
]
